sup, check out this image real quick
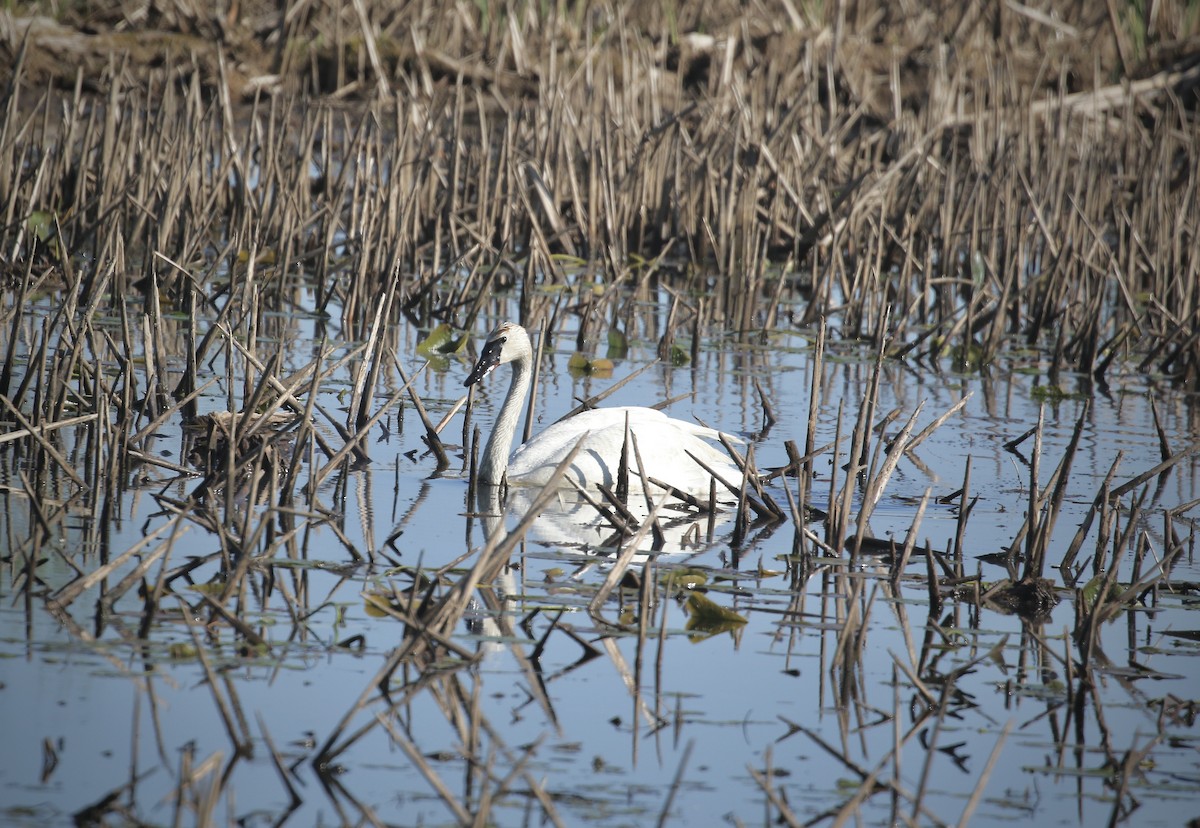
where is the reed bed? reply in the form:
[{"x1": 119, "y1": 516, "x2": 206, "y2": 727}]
[
  {"x1": 1, "y1": 2, "x2": 1197, "y2": 376},
  {"x1": 1, "y1": 1, "x2": 1198, "y2": 825}
]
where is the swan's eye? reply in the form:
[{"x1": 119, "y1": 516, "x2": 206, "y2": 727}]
[{"x1": 498, "y1": 336, "x2": 507, "y2": 345}]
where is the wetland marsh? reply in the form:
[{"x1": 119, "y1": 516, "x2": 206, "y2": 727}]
[{"x1": 1, "y1": 2, "x2": 1199, "y2": 825}]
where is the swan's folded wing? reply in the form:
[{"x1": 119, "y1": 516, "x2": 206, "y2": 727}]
[{"x1": 507, "y1": 407, "x2": 742, "y2": 494}]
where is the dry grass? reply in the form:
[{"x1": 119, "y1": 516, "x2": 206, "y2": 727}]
[
  {"x1": 1, "y1": 2, "x2": 1197, "y2": 380},
  {"x1": 2, "y1": 1, "x2": 1199, "y2": 824}
]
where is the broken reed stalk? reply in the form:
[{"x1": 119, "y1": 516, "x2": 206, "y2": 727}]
[
  {"x1": 589, "y1": 494, "x2": 669, "y2": 629},
  {"x1": 747, "y1": 754, "x2": 802, "y2": 828},
  {"x1": 891, "y1": 489, "x2": 932, "y2": 585},
  {"x1": 390, "y1": 354, "x2": 448, "y2": 469},
  {"x1": 1017, "y1": 406, "x2": 1045, "y2": 573},
  {"x1": 347, "y1": 272, "x2": 395, "y2": 434},
  {"x1": 656, "y1": 739, "x2": 695, "y2": 828},
  {"x1": 947, "y1": 457, "x2": 973, "y2": 560},
  {"x1": 781, "y1": 317, "x2": 828, "y2": 561},
  {"x1": 629, "y1": 431, "x2": 666, "y2": 549},
  {"x1": 1022, "y1": 401, "x2": 1089, "y2": 579},
  {"x1": 310, "y1": 359, "x2": 427, "y2": 487},
  {"x1": 852, "y1": 402, "x2": 925, "y2": 556},
  {"x1": 1060, "y1": 453, "x2": 1123, "y2": 582},
  {"x1": 796, "y1": 699, "x2": 950, "y2": 828},
  {"x1": 924, "y1": 542, "x2": 943, "y2": 617},
  {"x1": 595, "y1": 483, "x2": 644, "y2": 535},
  {"x1": 376, "y1": 713, "x2": 472, "y2": 824},
  {"x1": 177, "y1": 596, "x2": 252, "y2": 753}
]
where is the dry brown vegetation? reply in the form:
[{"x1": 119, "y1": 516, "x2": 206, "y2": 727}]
[
  {"x1": 2, "y1": 2, "x2": 1199, "y2": 825},
  {"x1": 2, "y1": 0, "x2": 1198, "y2": 381}
]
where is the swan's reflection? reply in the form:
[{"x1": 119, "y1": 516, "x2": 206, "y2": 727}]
[
  {"x1": 498, "y1": 484, "x2": 734, "y2": 558},
  {"x1": 462, "y1": 479, "x2": 778, "y2": 740},
  {"x1": 463, "y1": 477, "x2": 737, "y2": 658}
]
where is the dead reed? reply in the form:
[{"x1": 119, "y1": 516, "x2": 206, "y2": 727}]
[
  {"x1": 2, "y1": 1, "x2": 1198, "y2": 824},
  {"x1": 0, "y1": 2, "x2": 1195, "y2": 390}
]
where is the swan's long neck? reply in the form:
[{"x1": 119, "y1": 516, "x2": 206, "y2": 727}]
[{"x1": 479, "y1": 351, "x2": 531, "y2": 485}]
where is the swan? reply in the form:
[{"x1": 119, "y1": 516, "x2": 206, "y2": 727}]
[{"x1": 464, "y1": 322, "x2": 744, "y2": 496}]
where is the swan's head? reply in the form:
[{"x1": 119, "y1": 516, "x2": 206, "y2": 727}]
[{"x1": 465, "y1": 322, "x2": 531, "y2": 387}]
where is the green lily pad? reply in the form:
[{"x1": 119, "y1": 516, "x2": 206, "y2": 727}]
[
  {"x1": 417, "y1": 323, "x2": 467, "y2": 357},
  {"x1": 167, "y1": 642, "x2": 198, "y2": 660},
  {"x1": 606, "y1": 329, "x2": 629, "y2": 359},
  {"x1": 684, "y1": 592, "x2": 747, "y2": 637},
  {"x1": 1031, "y1": 384, "x2": 1080, "y2": 402},
  {"x1": 950, "y1": 342, "x2": 987, "y2": 370},
  {"x1": 28, "y1": 210, "x2": 56, "y2": 242},
  {"x1": 1080, "y1": 575, "x2": 1129, "y2": 612},
  {"x1": 567, "y1": 353, "x2": 614, "y2": 376},
  {"x1": 668, "y1": 343, "x2": 690, "y2": 365},
  {"x1": 364, "y1": 589, "x2": 401, "y2": 618},
  {"x1": 668, "y1": 569, "x2": 708, "y2": 590}
]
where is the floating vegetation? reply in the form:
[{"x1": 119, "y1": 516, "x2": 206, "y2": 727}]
[
  {"x1": 415, "y1": 322, "x2": 468, "y2": 358},
  {"x1": 567, "y1": 352, "x2": 615, "y2": 376},
  {"x1": 683, "y1": 591, "x2": 748, "y2": 639},
  {"x1": 979, "y1": 576, "x2": 1060, "y2": 621}
]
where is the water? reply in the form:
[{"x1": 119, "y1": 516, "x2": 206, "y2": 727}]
[{"x1": 1, "y1": 292, "x2": 1198, "y2": 827}]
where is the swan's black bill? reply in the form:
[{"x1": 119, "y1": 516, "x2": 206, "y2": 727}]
[{"x1": 465, "y1": 337, "x2": 504, "y2": 386}]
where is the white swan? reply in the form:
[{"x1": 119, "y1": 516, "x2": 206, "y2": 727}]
[{"x1": 464, "y1": 322, "x2": 744, "y2": 496}]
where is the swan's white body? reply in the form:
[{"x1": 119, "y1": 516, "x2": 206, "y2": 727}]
[{"x1": 465, "y1": 322, "x2": 743, "y2": 496}]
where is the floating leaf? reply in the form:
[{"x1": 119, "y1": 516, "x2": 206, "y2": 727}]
[
  {"x1": 588, "y1": 357, "x2": 613, "y2": 376},
  {"x1": 606, "y1": 328, "x2": 628, "y2": 358},
  {"x1": 684, "y1": 592, "x2": 747, "y2": 638},
  {"x1": 1031, "y1": 384, "x2": 1079, "y2": 402},
  {"x1": 363, "y1": 589, "x2": 400, "y2": 618},
  {"x1": 949, "y1": 342, "x2": 986, "y2": 371},
  {"x1": 549, "y1": 253, "x2": 587, "y2": 268},
  {"x1": 167, "y1": 642, "x2": 198, "y2": 660},
  {"x1": 668, "y1": 569, "x2": 708, "y2": 590},
  {"x1": 235, "y1": 248, "x2": 277, "y2": 265},
  {"x1": 1079, "y1": 575, "x2": 1127, "y2": 612},
  {"x1": 28, "y1": 210, "x2": 56, "y2": 242},
  {"x1": 668, "y1": 343, "x2": 690, "y2": 365},
  {"x1": 417, "y1": 323, "x2": 467, "y2": 357},
  {"x1": 755, "y1": 560, "x2": 785, "y2": 578},
  {"x1": 567, "y1": 354, "x2": 614, "y2": 377}
]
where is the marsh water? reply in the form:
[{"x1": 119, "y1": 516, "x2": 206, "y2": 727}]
[{"x1": 2, "y1": 285, "x2": 1198, "y2": 828}]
